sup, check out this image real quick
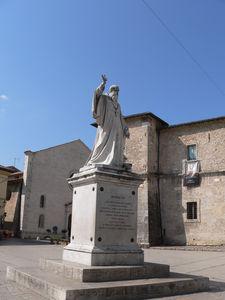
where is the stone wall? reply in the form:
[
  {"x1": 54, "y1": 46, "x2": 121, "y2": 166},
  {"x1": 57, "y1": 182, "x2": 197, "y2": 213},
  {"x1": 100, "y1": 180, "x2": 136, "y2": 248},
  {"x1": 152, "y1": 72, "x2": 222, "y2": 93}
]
[
  {"x1": 125, "y1": 117, "x2": 149, "y2": 246},
  {"x1": 0, "y1": 172, "x2": 8, "y2": 217},
  {"x1": 147, "y1": 117, "x2": 164, "y2": 245},
  {"x1": 0, "y1": 169, "x2": 12, "y2": 218},
  {"x1": 159, "y1": 120, "x2": 225, "y2": 245},
  {"x1": 125, "y1": 114, "x2": 165, "y2": 246},
  {"x1": 20, "y1": 140, "x2": 90, "y2": 239},
  {"x1": 4, "y1": 177, "x2": 22, "y2": 235}
]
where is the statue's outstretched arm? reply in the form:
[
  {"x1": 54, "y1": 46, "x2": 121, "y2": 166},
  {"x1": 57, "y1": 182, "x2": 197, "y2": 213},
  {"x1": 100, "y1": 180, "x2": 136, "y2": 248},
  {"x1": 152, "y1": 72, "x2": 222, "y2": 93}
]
[
  {"x1": 92, "y1": 75, "x2": 108, "y2": 121},
  {"x1": 95, "y1": 74, "x2": 107, "y2": 97}
]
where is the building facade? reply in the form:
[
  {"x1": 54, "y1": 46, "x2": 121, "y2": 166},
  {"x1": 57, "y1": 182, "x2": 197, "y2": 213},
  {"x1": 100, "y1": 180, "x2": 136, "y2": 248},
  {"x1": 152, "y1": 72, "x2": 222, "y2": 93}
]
[
  {"x1": 4, "y1": 171, "x2": 23, "y2": 236},
  {"x1": 125, "y1": 113, "x2": 225, "y2": 246},
  {"x1": 159, "y1": 117, "x2": 225, "y2": 246},
  {"x1": 0, "y1": 166, "x2": 11, "y2": 219},
  {"x1": 20, "y1": 140, "x2": 90, "y2": 239},
  {"x1": 0, "y1": 165, "x2": 19, "y2": 228},
  {"x1": 19, "y1": 113, "x2": 225, "y2": 246}
]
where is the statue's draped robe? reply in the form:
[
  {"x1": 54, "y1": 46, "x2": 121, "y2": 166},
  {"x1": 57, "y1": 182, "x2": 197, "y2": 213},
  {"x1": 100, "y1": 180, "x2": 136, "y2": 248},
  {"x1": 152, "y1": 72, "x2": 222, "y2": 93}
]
[{"x1": 85, "y1": 84, "x2": 126, "y2": 168}]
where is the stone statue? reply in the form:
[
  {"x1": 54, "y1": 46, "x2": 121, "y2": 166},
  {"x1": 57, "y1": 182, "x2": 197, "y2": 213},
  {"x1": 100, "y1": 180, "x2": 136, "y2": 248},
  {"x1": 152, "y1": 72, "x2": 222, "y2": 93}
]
[{"x1": 85, "y1": 75, "x2": 130, "y2": 169}]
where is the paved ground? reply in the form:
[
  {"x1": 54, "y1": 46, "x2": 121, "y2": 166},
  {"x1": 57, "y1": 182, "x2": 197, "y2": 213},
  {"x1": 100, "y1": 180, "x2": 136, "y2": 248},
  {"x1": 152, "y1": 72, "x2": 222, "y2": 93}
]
[
  {"x1": 144, "y1": 248, "x2": 225, "y2": 299},
  {"x1": 0, "y1": 239, "x2": 62, "y2": 299},
  {"x1": 1, "y1": 239, "x2": 225, "y2": 299},
  {"x1": 151, "y1": 245, "x2": 225, "y2": 252}
]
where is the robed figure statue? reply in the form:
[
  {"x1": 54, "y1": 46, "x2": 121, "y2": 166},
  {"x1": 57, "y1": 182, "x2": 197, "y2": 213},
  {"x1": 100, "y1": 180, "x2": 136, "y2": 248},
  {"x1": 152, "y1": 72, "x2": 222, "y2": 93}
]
[{"x1": 85, "y1": 75, "x2": 130, "y2": 169}]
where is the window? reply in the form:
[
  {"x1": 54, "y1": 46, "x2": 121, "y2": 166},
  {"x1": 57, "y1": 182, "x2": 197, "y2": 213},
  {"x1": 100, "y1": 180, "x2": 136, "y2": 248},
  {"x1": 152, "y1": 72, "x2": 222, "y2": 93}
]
[
  {"x1": 38, "y1": 214, "x2": 45, "y2": 228},
  {"x1": 40, "y1": 195, "x2": 45, "y2": 208},
  {"x1": 187, "y1": 145, "x2": 197, "y2": 161},
  {"x1": 187, "y1": 202, "x2": 197, "y2": 219}
]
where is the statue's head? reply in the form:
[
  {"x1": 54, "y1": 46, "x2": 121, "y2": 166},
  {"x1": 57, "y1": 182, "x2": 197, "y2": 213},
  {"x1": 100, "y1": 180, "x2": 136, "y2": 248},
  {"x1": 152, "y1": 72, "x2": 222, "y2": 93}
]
[{"x1": 109, "y1": 85, "x2": 119, "y2": 101}]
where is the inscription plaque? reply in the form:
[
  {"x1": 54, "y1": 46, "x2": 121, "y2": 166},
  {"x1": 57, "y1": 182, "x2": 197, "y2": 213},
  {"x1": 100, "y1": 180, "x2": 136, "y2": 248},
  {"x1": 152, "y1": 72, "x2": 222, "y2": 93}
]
[{"x1": 98, "y1": 194, "x2": 135, "y2": 231}]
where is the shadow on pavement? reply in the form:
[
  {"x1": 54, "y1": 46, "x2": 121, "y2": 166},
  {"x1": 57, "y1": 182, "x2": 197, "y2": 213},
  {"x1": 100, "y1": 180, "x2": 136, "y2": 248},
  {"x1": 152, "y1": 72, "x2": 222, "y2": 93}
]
[
  {"x1": 171, "y1": 272, "x2": 225, "y2": 293},
  {"x1": 209, "y1": 280, "x2": 225, "y2": 293},
  {"x1": 0, "y1": 238, "x2": 52, "y2": 246}
]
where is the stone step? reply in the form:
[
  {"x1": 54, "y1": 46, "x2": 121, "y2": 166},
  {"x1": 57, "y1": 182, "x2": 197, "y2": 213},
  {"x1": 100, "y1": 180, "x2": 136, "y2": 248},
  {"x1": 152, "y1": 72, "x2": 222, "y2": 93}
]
[
  {"x1": 7, "y1": 266, "x2": 209, "y2": 300},
  {"x1": 39, "y1": 259, "x2": 170, "y2": 282}
]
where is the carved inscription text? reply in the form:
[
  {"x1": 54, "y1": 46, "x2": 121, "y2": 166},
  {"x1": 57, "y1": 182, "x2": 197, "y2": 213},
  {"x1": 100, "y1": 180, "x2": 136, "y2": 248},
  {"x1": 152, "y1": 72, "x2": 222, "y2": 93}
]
[{"x1": 99, "y1": 195, "x2": 135, "y2": 231}]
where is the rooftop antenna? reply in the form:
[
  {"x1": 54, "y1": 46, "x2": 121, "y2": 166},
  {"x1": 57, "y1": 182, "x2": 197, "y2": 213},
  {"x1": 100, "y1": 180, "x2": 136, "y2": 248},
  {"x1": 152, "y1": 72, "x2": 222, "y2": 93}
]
[{"x1": 13, "y1": 157, "x2": 20, "y2": 167}]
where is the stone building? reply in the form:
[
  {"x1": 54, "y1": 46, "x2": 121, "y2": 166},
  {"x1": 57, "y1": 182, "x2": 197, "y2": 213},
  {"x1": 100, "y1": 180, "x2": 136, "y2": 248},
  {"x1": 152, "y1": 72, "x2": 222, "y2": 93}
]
[
  {"x1": 159, "y1": 116, "x2": 225, "y2": 246},
  {"x1": 4, "y1": 171, "x2": 23, "y2": 236},
  {"x1": 20, "y1": 140, "x2": 90, "y2": 239},
  {"x1": 125, "y1": 113, "x2": 225, "y2": 246},
  {"x1": 0, "y1": 166, "x2": 11, "y2": 219},
  {"x1": 19, "y1": 113, "x2": 225, "y2": 246},
  {"x1": 0, "y1": 165, "x2": 20, "y2": 228}
]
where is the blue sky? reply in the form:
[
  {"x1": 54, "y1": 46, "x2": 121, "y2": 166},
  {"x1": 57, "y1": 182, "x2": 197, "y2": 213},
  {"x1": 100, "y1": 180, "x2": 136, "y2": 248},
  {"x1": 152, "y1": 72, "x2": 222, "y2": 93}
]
[{"x1": 0, "y1": 0, "x2": 225, "y2": 170}]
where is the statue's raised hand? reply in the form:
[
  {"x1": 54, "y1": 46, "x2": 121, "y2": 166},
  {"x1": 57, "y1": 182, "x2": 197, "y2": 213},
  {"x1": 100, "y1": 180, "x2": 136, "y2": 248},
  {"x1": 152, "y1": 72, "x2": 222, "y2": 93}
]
[{"x1": 101, "y1": 74, "x2": 107, "y2": 84}]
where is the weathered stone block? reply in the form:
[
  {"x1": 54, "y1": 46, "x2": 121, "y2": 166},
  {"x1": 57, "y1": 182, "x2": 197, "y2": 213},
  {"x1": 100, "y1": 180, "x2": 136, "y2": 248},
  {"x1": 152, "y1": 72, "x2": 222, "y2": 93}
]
[{"x1": 39, "y1": 258, "x2": 170, "y2": 282}]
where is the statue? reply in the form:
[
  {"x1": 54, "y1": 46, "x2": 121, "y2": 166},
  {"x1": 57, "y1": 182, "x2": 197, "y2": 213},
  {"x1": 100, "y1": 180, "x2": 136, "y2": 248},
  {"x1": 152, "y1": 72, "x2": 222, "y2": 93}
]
[{"x1": 85, "y1": 75, "x2": 130, "y2": 169}]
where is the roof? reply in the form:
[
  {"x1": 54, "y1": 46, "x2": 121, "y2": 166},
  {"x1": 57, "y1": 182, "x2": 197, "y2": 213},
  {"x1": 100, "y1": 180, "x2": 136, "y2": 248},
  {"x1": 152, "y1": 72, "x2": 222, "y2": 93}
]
[
  {"x1": 91, "y1": 112, "x2": 225, "y2": 132},
  {"x1": 168, "y1": 115, "x2": 225, "y2": 129},
  {"x1": 6, "y1": 166, "x2": 21, "y2": 173},
  {"x1": 25, "y1": 139, "x2": 90, "y2": 154},
  {"x1": 91, "y1": 112, "x2": 169, "y2": 128},
  {"x1": 124, "y1": 112, "x2": 169, "y2": 126},
  {"x1": 0, "y1": 165, "x2": 19, "y2": 174},
  {"x1": 8, "y1": 171, "x2": 23, "y2": 182},
  {"x1": 92, "y1": 111, "x2": 225, "y2": 132}
]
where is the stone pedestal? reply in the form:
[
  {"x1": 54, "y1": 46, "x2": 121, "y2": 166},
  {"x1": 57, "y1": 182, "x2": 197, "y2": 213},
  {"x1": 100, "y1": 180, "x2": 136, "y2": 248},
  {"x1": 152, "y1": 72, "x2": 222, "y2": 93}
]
[{"x1": 63, "y1": 166, "x2": 144, "y2": 266}]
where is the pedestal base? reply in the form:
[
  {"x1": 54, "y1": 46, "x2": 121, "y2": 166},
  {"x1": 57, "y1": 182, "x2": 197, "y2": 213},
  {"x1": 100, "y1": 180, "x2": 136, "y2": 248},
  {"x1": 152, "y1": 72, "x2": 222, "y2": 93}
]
[
  {"x1": 39, "y1": 258, "x2": 170, "y2": 282},
  {"x1": 63, "y1": 247, "x2": 144, "y2": 266},
  {"x1": 64, "y1": 167, "x2": 143, "y2": 266},
  {"x1": 7, "y1": 264, "x2": 209, "y2": 300}
]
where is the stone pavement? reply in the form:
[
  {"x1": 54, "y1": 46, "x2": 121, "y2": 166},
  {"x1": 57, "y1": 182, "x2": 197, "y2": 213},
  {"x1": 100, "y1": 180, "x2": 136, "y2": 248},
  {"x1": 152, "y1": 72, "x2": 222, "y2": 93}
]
[
  {"x1": 1, "y1": 239, "x2": 225, "y2": 299},
  {"x1": 144, "y1": 248, "x2": 225, "y2": 299},
  {"x1": 150, "y1": 245, "x2": 225, "y2": 252},
  {"x1": 0, "y1": 239, "x2": 62, "y2": 299}
]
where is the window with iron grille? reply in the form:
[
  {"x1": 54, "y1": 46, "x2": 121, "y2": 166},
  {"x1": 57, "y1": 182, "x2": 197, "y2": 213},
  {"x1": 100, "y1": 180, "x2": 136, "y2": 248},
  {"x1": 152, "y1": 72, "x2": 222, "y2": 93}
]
[
  {"x1": 187, "y1": 145, "x2": 197, "y2": 161},
  {"x1": 187, "y1": 202, "x2": 197, "y2": 219}
]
